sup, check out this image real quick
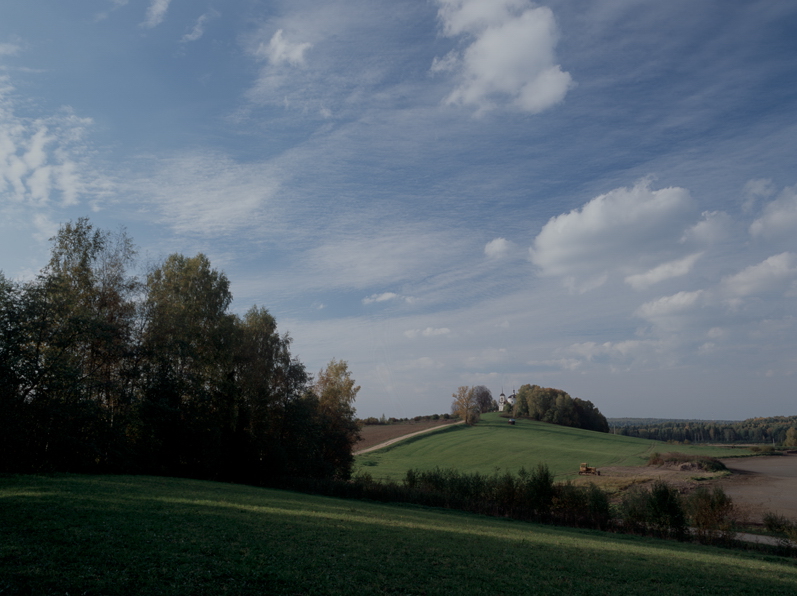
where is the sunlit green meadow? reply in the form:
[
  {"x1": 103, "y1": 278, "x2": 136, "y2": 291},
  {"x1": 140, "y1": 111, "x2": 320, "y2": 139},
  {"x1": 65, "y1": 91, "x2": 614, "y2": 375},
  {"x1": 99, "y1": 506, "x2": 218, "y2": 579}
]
[
  {"x1": 2, "y1": 474, "x2": 794, "y2": 595},
  {"x1": 355, "y1": 413, "x2": 750, "y2": 481}
]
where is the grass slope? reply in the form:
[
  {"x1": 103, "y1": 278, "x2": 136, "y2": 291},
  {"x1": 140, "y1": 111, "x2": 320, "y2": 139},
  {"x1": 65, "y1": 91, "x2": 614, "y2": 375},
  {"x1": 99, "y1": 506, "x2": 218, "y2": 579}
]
[
  {"x1": 2, "y1": 474, "x2": 795, "y2": 595},
  {"x1": 356, "y1": 413, "x2": 750, "y2": 481}
]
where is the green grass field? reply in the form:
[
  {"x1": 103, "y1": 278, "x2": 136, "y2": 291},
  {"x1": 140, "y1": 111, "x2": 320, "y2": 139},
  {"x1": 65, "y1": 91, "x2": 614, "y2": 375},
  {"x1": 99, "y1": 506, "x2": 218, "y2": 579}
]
[
  {"x1": 355, "y1": 413, "x2": 750, "y2": 481},
  {"x1": 2, "y1": 474, "x2": 795, "y2": 595}
]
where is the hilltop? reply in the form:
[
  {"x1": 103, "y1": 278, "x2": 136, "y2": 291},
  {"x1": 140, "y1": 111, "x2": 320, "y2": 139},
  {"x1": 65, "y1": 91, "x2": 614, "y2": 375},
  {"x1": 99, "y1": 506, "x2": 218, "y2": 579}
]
[{"x1": 355, "y1": 412, "x2": 747, "y2": 482}]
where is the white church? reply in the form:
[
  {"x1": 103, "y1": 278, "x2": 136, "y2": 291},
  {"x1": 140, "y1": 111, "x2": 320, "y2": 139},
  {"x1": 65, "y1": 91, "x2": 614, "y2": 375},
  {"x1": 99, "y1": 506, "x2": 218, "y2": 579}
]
[{"x1": 497, "y1": 390, "x2": 516, "y2": 412}]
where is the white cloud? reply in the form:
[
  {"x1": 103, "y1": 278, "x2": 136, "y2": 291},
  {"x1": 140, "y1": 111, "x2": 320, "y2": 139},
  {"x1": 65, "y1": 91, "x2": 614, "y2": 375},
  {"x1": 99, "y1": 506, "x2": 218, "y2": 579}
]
[
  {"x1": 0, "y1": 80, "x2": 97, "y2": 210},
  {"x1": 434, "y1": 1, "x2": 573, "y2": 113},
  {"x1": 635, "y1": 290, "x2": 705, "y2": 319},
  {"x1": 303, "y1": 227, "x2": 468, "y2": 291},
  {"x1": 95, "y1": 0, "x2": 129, "y2": 21},
  {"x1": 143, "y1": 0, "x2": 171, "y2": 28},
  {"x1": 681, "y1": 211, "x2": 731, "y2": 245},
  {"x1": 258, "y1": 29, "x2": 312, "y2": 67},
  {"x1": 530, "y1": 179, "x2": 694, "y2": 285},
  {"x1": 625, "y1": 252, "x2": 702, "y2": 290},
  {"x1": 138, "y1": 151, "x2": 280, "y2": 236},
  {"x1": 750, "y1": 185, "x2": 797, "y2": 240},
  {"x1": 31, "y1": 212, "x2": 59, "y2": 242},
  {"x1": 722, "y1": 252, "x2": 797, "y2": 297},
  {"x1": 562, "y1": 340, "x2": 660, "y2": 366},
  {"x1": 528, "y1": 357, "x2": 582, "y2": 371},
  {"x1": 363, "y1": 292, "x2": 399, "y2": 304},
  {"x1": 484, "y1": 237, "x2": 511, "y2": 259},
  {"x1": 181, "y1": 11, "x2": 217, "y2": 43},
  {"x1": 404, "y1": 327, "x2": 451, "y2": 339},
  {"x1": 742, "y1": 178, "x2": 776, "y2": 213},
  {"x1": 0, "y1": 43, "x2": 20, "y2": 57},
  {"x1": 467, "y1": 347, "x2": 507, "y2": 367}
]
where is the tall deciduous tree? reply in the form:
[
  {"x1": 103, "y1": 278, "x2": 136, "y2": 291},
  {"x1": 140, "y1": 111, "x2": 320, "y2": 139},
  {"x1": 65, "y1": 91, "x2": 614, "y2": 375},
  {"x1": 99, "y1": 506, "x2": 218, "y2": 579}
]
[
  {"x1": 310, "y1": 359, "x2": 361, "y2": 479},
  {"x1": 473, "y1": 385, "x2": 495, "y2": 413},
  {"x1": 139, "y1": 253, "x2": 237, "y2": 477},
  {"x1": 451, "y1": 386, "x2": 479, "y2": 425}
]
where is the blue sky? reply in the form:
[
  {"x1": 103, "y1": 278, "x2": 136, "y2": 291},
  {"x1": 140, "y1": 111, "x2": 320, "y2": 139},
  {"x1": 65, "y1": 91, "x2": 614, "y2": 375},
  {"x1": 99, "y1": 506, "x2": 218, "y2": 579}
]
[{"x1": 2, "y1": 0, "x2": 797, "y2": 420}]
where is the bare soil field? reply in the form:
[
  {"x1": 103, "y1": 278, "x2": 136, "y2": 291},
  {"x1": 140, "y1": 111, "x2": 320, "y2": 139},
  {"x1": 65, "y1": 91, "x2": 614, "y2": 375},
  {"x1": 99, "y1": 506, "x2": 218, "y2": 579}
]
[
  {"x1": 716, "y1": 453, "x2": 797, "y2": 523},
  {"x1": 354, "y1": 420, "x2": 459, "y2": 454},
  {"x1": 572, "y1": 464, "x2": 727, "y2": 494},
  {"x1": 578, "y1": 453, "x2": 797, "y2": 525}
]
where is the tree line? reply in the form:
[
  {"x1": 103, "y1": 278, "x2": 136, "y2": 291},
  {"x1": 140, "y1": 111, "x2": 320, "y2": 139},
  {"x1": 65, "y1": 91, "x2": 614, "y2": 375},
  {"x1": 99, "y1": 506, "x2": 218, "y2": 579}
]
[
  {"x1": 510, "y1": 384, "x2": 609, "y2": 432},
  {"x1": 608, "y1": 416, "x2": 797, "y2": 445},
  {"x1": 449, "y1": 384, "x2": 608, "y2": 433},
  {"x1": 0, "y1": 219, "x2": 360, "y2": 482}
]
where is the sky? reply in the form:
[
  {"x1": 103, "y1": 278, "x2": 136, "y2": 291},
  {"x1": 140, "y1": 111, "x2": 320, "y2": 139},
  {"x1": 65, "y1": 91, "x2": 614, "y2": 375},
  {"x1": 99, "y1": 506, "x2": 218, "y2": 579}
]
[{"x1": 2, "y1": 0, "x2": 797, "y2": 420}]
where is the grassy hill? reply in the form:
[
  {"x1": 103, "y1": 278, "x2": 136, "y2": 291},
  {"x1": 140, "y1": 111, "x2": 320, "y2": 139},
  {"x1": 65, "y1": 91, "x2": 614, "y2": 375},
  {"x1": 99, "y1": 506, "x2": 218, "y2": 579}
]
[
  {"x1": 355, "y1": 412, "x2": 750, "y2": 481},
  {"x1": 2, "y1": 474, "x2": 795, "y2": 595}
]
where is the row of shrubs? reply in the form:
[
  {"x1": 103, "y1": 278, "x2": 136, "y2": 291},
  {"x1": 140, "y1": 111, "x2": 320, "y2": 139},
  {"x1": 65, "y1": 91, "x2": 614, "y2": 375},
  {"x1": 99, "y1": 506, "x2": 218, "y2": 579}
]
[{"x1": 278, "y1": 464, "x2": 744, "y2": 546}]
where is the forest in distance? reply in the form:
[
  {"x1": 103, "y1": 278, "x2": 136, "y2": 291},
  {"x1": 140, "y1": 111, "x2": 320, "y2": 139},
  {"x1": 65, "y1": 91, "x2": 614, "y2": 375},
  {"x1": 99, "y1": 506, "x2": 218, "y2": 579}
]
[
  {"x1": 607, "y1": 416, "x2": 797, "y2": 446},
  {"x1": 0, "y1": 218, "x2": 360, "y2": 483}
]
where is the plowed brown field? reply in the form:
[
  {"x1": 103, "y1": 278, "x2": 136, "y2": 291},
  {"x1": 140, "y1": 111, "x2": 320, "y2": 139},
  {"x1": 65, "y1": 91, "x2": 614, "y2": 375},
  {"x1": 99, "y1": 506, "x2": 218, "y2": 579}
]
[{"x1": 354, "y1": 420, "x2": 459, "y2": 453}]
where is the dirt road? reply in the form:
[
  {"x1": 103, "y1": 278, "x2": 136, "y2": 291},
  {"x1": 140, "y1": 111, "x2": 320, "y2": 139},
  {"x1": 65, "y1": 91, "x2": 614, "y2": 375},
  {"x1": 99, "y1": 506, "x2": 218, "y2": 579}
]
[{"x1": 354, "y1": 421, "x2": 463, "y2": 455}]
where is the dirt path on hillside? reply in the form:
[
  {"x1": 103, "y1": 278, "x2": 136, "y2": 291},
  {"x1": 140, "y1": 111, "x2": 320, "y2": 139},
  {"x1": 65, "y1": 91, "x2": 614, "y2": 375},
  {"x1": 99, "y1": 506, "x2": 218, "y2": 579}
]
[
  {"x1": 716, "y1": 454, "x2": 797, "y2": 523},
  {"x1": 354, "y1": 421, "x2": 463, "y2": 455}
]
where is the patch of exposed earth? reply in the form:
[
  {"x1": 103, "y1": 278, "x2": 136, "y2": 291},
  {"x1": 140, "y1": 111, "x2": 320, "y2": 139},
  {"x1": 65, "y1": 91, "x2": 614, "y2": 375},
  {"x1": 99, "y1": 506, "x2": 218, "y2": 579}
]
[
  {"x1": 716, "y1": 453, "x2": 797, "y2": 524},
  {"x1": 575, "y1": 453, "x2": 797, "y2": 526},
  {"x1": 354, "y1": 420, "x2": 460, "y2": 454},
  {"x1": 570, "y1": 464, "x2": 726, "y2": 494}
]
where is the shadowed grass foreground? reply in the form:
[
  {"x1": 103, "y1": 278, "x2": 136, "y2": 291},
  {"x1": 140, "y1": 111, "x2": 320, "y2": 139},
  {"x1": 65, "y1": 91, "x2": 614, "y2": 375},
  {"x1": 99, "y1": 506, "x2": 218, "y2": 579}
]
[{"x1": 2, "y1": 474, "x2": 796, "y2": 595}]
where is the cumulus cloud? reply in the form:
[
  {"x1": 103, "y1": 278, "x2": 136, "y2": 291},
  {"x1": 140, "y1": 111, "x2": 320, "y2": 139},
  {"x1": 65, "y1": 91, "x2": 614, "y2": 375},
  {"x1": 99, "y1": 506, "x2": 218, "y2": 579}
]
[
  {"x1": 257, "y1": 29, "x2": 312, "y2": 67},
  {"x1": 484, "y1": 237, "x2": 511, "y2": 259},
  {"x1": 722, "y1": 253, "x2": 797, "y2": 297},
  {"x1": 750, "y1": 185, "x2": 797, "y2": 240},
  {"x1": 143, "y1": 0, "x2": 171, "y2": 28},
  {"x1": 404, "y1": 327, "x2": 451, "y2": 339},
  {"x1": 530, "y1": 180, "x2": 694, "y2": 288},
  {"x1": 625, "y1": 252, "x2": 703, "y2": 290},
  {"x1": 742, "y1": 178, "x2": 776, "y2": 213},
  {"x1": 681, "y1": 211, "x2": 731, "y2": 245},
  {"x1": 433, "y1": 0, "x2": 573, "y2": 113}
]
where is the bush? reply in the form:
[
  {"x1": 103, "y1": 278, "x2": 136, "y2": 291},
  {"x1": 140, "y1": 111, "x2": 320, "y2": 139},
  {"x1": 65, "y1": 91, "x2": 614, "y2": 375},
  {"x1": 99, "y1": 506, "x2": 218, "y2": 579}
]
[
  {"x1": 750, "y1": 445, "x2": 775, "y2": 454},
  {"x1": 620, "y1": 481, "x2": 687, "y2": 539},
  {"x1": 764, "y1": 512, "x2": 794, "y2": 535},
  {"x1": 687, "y1": 486, "x2": 735, "y2": 543},
  {"x1": 620, "y1": 485, "x2": 651, "y2": 534},
  {"x1": 647, "y1": 480, "x2": 686, "y2": 539}
]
